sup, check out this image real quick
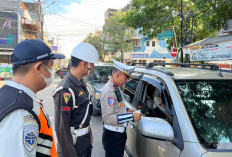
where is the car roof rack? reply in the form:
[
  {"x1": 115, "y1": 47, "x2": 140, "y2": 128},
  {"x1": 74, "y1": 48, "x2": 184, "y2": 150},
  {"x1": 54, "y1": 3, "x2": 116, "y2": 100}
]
[
  {"x1": 145, "y1": 62, "x2": 219, "y2": 70},
  {"x1": 151, "y1": 67, "x2": 175, "y2": 76},
  {"x1": 130, "y1": 62, "x2": 147, "y2": 66}
]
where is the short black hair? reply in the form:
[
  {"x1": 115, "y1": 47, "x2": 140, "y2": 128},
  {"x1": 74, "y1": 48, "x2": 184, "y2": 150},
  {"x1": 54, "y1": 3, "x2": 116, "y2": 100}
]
[
  {"x1": 71, "y1": 56, "x2": 82, "y2": 67},
  {"x1": 12, "y1": 60, "x2": 50, "y2": 75}
]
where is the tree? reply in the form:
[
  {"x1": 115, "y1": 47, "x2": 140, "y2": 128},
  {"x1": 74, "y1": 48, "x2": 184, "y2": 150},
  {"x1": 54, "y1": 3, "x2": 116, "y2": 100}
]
[
  {"x1": 104, "y1": 11, "x2": 134, "y2": 62},
  {"x1": 83, "y1": 32, "x2": 106, "y2": 62},
  {"x1": 122, "y1": 0, "x2": 232, "y2": 47}
]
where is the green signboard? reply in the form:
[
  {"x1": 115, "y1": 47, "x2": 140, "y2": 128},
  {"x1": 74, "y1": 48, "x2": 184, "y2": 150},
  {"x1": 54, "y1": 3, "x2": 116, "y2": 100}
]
[
  {"x1": 0, "y1": 67, "x2": 12, "y2": 72},
  {"x1": 158, "y1": 30, "x2": 173, "y2": 40}
]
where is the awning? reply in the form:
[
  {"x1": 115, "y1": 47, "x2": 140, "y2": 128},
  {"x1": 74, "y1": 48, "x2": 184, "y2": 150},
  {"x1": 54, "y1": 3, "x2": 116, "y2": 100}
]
[{"x1": 0, "y1": 51, "x2": 12, "y2": 55}]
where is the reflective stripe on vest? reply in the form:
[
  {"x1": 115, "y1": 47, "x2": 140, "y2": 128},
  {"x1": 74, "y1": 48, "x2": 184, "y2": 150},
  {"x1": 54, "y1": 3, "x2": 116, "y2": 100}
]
[{"x1": 36, "y1": 107, "x2": 57, "y2": 157}]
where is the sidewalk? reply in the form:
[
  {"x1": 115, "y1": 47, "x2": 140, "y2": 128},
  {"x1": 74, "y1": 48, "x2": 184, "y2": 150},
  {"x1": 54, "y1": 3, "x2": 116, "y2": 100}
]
[{"x1": 0, "y1": 81, "x2": 5, "y2": 88}]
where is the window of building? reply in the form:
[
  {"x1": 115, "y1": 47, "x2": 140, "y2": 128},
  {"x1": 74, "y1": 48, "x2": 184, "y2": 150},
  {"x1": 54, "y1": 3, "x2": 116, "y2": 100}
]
[
  {"x1": 146, "y1": 41, "x2": 150, "y2": 46},
  {"x1": 122, "y1": 79, "x2": 139, "y2": 104},
  {"x1": 152, "y1": 41, "x2": 155, "y2": 47},
  {"x1": 133, "y1": 39, "x2": 141, "y2": 47}
]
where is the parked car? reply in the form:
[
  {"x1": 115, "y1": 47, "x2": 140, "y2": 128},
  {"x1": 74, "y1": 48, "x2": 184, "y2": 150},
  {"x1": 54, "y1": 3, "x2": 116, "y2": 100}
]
[
  {"x1": 122, "y1": 62, "x2": 232, "y2": 157},
  {"x1": 84, "y1": 63, "x2": 114, "y2": 116}
]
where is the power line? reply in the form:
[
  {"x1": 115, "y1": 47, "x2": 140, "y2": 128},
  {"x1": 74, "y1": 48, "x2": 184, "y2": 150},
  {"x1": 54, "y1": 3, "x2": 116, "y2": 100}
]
[{"x1": 45, "y1": 11, "x2": 101, "y2": 27}]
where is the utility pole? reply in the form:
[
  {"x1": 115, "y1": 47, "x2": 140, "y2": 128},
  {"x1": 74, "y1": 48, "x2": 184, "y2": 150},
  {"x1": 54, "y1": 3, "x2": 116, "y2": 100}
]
[
  {"x1": 180, "y1": 0, "x2": 184, "y2": 63},
  {"x1": 38, "y1": 0, "x2": 42, "y2": 40}
]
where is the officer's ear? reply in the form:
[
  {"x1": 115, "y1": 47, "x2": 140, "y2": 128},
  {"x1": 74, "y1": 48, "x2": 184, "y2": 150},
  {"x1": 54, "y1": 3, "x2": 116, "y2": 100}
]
[
  {"x1": 78, "y1": 61, "x2": 85, "y2": 67},
  {"x1": 34, "y1": 61, "x2": 43, "y2": 73}
]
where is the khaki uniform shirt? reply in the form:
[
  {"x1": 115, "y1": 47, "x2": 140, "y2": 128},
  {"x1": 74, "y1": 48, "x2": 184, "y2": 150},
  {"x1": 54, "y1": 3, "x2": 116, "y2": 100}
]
[{"x1": 101, "y1": 80, "x2": 132, "y2": 127}]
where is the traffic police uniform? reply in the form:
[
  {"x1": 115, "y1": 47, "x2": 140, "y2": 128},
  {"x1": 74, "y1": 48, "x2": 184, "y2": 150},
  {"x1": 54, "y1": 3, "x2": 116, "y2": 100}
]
[
  {"x1": 100, "y1": 60, "x2": 135, "y2": 157},
  {"x1": 0, "y1": 39, "x2": 65, "y2": 157},
  {"x1": 53, "y1": 72, "x2": 93, "y2": 157}
]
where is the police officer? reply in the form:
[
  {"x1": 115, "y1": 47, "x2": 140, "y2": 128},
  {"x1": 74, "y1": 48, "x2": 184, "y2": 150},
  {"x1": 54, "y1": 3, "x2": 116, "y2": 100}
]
[
  {"x1": 53, "y1": 43, "x2": 99, "y2": 157},
  {"x1": 0, "y1": 39, "x2": 65, "y2": 157},
  {"x1": 100, "y1": 59, "x2": 142, "y2": 157}
]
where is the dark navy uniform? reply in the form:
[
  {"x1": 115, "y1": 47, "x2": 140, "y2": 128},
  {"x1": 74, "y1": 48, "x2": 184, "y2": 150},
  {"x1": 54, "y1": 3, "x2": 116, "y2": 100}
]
[{"x1": 53, "y1": 72, "x2": 93, "y2": 157}]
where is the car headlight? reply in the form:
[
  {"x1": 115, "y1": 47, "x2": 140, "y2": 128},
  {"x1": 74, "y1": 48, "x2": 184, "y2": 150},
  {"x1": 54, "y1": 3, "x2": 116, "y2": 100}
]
[{"x1": 95, "y1": 92, "x2": 101, "y2": 100}]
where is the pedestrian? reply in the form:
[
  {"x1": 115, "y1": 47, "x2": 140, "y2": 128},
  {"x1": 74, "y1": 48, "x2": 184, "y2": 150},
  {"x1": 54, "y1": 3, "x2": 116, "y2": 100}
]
[
  {"x1": 100, "y1": 59, "x2": 142, "y2": 157},
  {"x1": 53, "y1": 43, "x2": 99, "y2": 157},
  {"x1": 0, "y1": 39, "x2": 65, "y2": 157}
]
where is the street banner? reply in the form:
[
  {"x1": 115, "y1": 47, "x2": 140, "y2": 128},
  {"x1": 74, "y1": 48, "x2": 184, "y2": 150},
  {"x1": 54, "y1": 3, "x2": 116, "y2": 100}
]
[
  {"x1": 0, "y1": 11, "x2": 19, "y2": 49},
  {"x1": 190, "y1": 41, "x2": 232, "y2": 61}
]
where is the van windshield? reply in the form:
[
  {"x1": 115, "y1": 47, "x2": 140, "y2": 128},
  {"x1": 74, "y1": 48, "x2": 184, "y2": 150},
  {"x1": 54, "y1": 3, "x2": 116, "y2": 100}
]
[
  {"x1": 93, "y1": 66, "x2": 113, "y2": 83},
  {"x1": 175, "y1": 80, "x2": 232, "y2": 149}
]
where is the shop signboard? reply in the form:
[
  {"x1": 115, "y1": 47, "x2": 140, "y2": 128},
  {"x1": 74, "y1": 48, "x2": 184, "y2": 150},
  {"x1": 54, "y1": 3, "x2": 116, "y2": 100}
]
[
  {"x1": 0, "y1": 63, "x2": 13, "y2": 79},
  {"x1": 190, "y1": 42, "x2": 232, "y2": 61},
  {"x1": 0, "y1": 11, "x2": 19, "y2": 49},
  {"x1": 131, "y1": 54, "x2": 149, "y2": 58}
]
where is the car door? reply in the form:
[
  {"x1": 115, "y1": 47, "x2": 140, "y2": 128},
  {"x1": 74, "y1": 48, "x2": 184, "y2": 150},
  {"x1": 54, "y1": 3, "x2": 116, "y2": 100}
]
[
  {"x1": 122, "y1": 74, "x2": 143, "y2": 157},
  {"x1": 136, "y1": 75, "x2": 181, "y2": 157}
]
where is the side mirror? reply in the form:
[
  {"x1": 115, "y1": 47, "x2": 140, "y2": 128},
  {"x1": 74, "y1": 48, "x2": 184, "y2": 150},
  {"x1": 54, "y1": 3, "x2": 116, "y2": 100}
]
[{"x1": 138, "y1": 117, "x2": 174, "y2": 141}]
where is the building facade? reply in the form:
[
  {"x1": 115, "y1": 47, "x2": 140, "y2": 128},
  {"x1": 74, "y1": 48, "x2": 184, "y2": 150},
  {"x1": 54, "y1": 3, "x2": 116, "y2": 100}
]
[
  {"x1": 131, "y1": 29, "x2": 174, "y2": 64},
  {"x1": 0, "y1": 0, "x2": 43, "y2": 63}
]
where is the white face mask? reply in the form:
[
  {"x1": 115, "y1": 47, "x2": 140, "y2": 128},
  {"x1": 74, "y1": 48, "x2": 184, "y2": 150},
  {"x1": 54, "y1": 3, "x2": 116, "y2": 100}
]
[{"x1": 40, "y1": 64, "x2": 54, "y2": 87}]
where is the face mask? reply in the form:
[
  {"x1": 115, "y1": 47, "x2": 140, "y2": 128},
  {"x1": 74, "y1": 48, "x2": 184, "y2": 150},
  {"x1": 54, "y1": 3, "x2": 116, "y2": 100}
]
[{"x1": 40, "y1": 64, "x2": 54, "y2": 87}]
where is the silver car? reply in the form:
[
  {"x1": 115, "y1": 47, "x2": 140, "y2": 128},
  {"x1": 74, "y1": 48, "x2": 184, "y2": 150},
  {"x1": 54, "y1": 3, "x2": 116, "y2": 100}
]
[{"x1": 122, "y1": 63, "x2": 232, "y2": 157}]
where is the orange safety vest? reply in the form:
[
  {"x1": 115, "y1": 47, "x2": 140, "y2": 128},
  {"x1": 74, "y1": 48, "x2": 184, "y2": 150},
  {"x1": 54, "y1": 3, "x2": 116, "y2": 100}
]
[
  {"x1": 37, "y1": 104, "x2": 57, "y2": 157},
  {"x1": 0, "y1": 85, "x2": 57, "y2": 157}
]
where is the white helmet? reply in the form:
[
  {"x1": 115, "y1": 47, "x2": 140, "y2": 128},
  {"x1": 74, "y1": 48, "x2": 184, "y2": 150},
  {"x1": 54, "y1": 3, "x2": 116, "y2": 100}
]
[{"x1": 71, "y1": 43, "x2": 99, "y2": 64}]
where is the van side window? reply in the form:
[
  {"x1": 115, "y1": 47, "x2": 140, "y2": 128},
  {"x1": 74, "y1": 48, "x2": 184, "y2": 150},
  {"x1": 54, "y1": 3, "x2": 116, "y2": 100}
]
[{"x1": 122, "y1": 79, "x2": 139, "y2": 104}]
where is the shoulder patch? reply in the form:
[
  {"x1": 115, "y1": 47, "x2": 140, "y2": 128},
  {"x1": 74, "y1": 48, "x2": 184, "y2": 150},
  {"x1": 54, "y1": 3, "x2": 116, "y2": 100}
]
[
  {"x1": 63, "y1": 93, "x2": 72, "y2": 104},
  {"x1": 108, "y1": 97, "x2": 115, "y2": 106},
  {"x1": 23, "y1": 125, "x2": 39, "y2": 152}
]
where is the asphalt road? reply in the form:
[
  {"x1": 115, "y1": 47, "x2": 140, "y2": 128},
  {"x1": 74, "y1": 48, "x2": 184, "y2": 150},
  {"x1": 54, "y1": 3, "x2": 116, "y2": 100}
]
[{"x1": 37, "y1": 78, "x2": 105, "y2": 157}]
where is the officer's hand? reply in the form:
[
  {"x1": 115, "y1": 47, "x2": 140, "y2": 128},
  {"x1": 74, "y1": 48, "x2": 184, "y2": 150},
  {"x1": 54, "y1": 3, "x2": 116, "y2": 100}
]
[
  {"x1": 128, "y1": 108, "x2": 135, "y2": 112},
  {"x1": 133, "y1": 112, "x2": 142, "y2": 122},
  {"x1": 91, "y1": 135, "x2": 93, "y2": 144}
]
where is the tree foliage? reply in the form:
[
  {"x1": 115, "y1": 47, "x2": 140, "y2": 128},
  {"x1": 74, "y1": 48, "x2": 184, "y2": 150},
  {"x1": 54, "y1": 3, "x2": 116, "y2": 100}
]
[
  {"x1": 104, "y1": 11, "x2": 134, "y2": 62},
  {"x1": 83, "y1": 32, "x2": 106, "y2": 62},
  {"x1": 122, "y1": 0, "x2": 232, "y2": 46}
]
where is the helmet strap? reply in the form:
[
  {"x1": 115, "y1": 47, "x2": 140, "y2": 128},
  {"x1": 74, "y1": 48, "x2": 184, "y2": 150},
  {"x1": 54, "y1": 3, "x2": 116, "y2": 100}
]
[{"x1": 88, "y1": 63, "x2": 91, "y2": 76}]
